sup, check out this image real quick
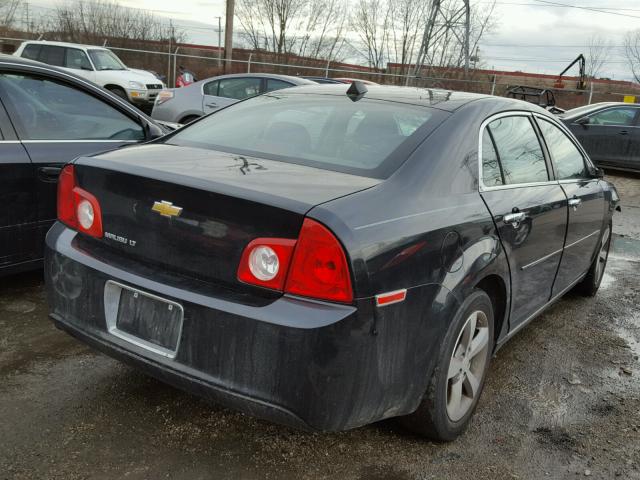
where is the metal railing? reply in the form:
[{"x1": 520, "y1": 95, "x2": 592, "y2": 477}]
[{"x1": 0, "y1": 35, "x2": 637, "y2": 108}]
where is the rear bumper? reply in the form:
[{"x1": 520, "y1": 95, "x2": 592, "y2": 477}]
[{"x1": 45, "y1": 222, "x2": 454, "y2": 431}]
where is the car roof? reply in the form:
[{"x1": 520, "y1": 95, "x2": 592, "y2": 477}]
[
  {"x1": 19, "y1": 40, "x2": 108, "y2": 51},
  {"x1": 561, "y1": 102, "x2": 638, "y2": 119},
  {"x1": 193, "y1": 72, "x2": 316, "y2": 86},
  {"x1": 279, "y1": 84, "x2": 540, "y2": 113}
]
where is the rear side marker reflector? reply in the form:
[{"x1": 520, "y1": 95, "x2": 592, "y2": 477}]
[{"x1": 375, "y1": 289, "x2": 407, "y2": 307}]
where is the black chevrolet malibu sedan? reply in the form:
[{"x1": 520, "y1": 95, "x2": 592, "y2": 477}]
[{"x1": 46, "y1": 84, "x2": 619, "y2": 441}]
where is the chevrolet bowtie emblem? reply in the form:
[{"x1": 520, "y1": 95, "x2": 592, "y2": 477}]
[{"x1": 152, "y1": 200, "x2": 183, "y2": 218}]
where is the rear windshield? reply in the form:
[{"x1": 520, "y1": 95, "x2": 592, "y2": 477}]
[{"x1": 166, "y1": 93, "x2": 446, "y2": 178}]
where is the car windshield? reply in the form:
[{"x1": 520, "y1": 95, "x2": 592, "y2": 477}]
[
  {"x1": 166, "y1": 93, "x2": 445, "y2": 178},
  {"x1": 88, "y1": 49, "x2": 126, "y2": 71},
  {"x1": 562, "y1": 104, "x2": 610, "y2": 119}
]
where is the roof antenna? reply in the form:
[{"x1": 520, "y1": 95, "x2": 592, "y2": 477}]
[{"x1": 346, "y1": 81, "x2": 368, "y2": 102}]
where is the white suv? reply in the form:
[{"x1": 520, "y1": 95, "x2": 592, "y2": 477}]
[{"x1": 14, "y1": 40, "x2": 164, "y2": 106}]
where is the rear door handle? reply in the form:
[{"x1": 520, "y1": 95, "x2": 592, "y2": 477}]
[
  {"x1": 503, "y1": 212, "x2": 526, "y2": 227},
  {"x1": 568, "y1": 197, "x2": 582, "y2": 209},
  {"x1": 619, "y1": 130, "x2": 629, "y2": 135},
  {"x1": 205, "y1": 103, "x2": 218, "y2": 108},
  {"x1": 38, "y1": 166, "x2": 62, "y2": 182}
]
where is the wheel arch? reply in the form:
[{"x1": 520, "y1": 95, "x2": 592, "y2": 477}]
[{"x1": 474, "y1": 274, "x2": 508, "y2": 347}]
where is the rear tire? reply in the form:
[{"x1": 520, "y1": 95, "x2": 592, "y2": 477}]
[
  {"x1": 576, "y1": 222, "x2": 612, "y2": 297},
  {"x1": 399, "y1": 290, "x2": 494, "y2": 441}
]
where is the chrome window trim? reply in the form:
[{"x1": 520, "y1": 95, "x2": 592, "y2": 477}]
[{"x1": 478, "y1": 111, "x2": 557, "y2": 192}]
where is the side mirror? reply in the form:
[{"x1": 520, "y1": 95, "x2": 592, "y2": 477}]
[
  {"x1": 144, "y1": 121, "x2": 165, "y2": 140},
  {"x1": 595, "y1": 167, "x2": 605, "y2": 179},
  {"x1": 576, "y1": 116, "x2": 590, "y2": 128}
]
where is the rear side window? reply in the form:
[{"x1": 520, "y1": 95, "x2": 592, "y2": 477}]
[
  {"x1": 39, "y1": 45, "x2": 65, "y2": 67},
  {"x1": 487, "y1": 116, "x2": 548, "y2": 185},
  {"x1": 218, "y1": 77, "x2": 261, "y2": 100},
  {"x1": 587, "y1": 107, "x2": 637, "y2": 126},
  {"x1": 21, "y1": 44, "x2": 41, "y2": 60},
  {"x1": 168, "y1": 93, "x2": 443, "y2": 178},
  {"x1": 537, "y1": 119, "x2": 587, "y2": 180},
  {"x1": 203, "y1": 80, "x2": 218, "y2": 96},
  {"x1": 265, "y1": 79, "x2": 293, "y2": 93},
  {"x1": 482, "y1": 129, "x2": 504, "y2": 187}
]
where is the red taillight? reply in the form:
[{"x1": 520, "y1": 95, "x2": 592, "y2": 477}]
[
  {"x1": 237, "y1": 219, "x2": 354, "y2": 303},
  {"x1": 285, "y1": 219, "x2": 353, "y2": 303},
  {"x1": 56, "y1": 164, "x2": 103, "y2": 238},
  {"x1": 237, "y1": 238, "x2": 296, "y2": 290}
]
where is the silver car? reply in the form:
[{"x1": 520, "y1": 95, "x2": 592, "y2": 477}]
[{"x1": 151, "y1": 73, "x2": 316, "y2": 124}]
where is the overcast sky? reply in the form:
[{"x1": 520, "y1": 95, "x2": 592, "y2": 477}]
[{"x1": 32, "y1": 0, "x2": 640, "y2": 80}]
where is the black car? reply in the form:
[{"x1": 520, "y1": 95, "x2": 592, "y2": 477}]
[
  {"x1": 45, "y1": 84, "x2": 619, "y2": 441},
  {"x1": 561, "y1": 102, "x2": 640, "y2": 172},
  {"x1": 0, "y1": 55, "x2": 165, "y2": 275}
]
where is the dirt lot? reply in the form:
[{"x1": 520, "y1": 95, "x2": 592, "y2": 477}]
[{"x1": 1, "y1": 173, "x2": 639, "y2": 480}]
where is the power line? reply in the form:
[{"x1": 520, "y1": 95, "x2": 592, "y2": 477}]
[{"x1": 530, "y1": 0, "x2": 640, "y2": 19}]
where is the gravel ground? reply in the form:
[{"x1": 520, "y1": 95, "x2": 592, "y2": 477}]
[{"x1": 0, "y1": 174, "x2": 638, "y2": 480}]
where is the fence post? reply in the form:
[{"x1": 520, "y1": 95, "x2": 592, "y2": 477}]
[
  {"x1": 247, "y1": 53, "x2": 252, "y2": 73},
  {"x1": 490, "y1": 75, "x2": 497, "y2": 96},
  {"x1": 173, "y1": 47, "x2": 180, "y2": 89},
  {"x1": 325, "y1": 59, "x2": 330, "y2": 77},
  {"x1": 588, "y1": 82, "x2": 594, "y2": 105}
]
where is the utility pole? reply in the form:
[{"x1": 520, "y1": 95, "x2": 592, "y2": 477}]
[
  {"x1": 216, "y1": 16, "x2": 222, "y2": 67},
  {"x1": 168, "y1": 20, "x2": 174, "y2": 88},
  {"x1": 224, "y1": 0, "x2": 235, "y2": 72},
  {"x1": 463, "y1": 0, "x2": 470, "y2": 75}
]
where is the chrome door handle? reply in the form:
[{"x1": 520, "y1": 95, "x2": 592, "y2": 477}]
[
  {"x1": 504, "y1": 212, "x2": 526, "y2": 226},
  {"x1": 206, "y1": 103, "x2": 218, "y2": 108},
  {"x1": 568, "y1": 197, "x2": 582, "y2": 209}
]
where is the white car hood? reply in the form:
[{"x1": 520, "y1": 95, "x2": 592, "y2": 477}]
[{"x1": 97, "y1": 68, "x2": 161, "y2": 85}]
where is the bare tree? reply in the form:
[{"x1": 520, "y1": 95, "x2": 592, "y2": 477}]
[
  {"x1": 350, "y1": 0, "x2": 390, "y2": 69},
  {"x1": 586, "y1": 35, "x2": 612, "y2": 79},
  {"x1": 39, "y1": 0, "x2": 184, "y2": 46},
  {"x1": 624, "y1": 30, "x2": 640, "y2": 83},
  {"x1": 386, "y1": 0, "x2": 428, "y2": 75},
  {"x1": 0, "y1": 0, "x2": 20, "y2": 31},
  {"x1": 237, "y1": 0, "x2": 347, "y2": 60}
]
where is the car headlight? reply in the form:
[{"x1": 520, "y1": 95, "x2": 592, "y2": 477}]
[{"x1": 128, "y1": 81, "x2": 145, "y2": 89}]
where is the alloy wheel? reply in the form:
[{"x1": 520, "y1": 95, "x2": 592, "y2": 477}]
[{"x1": 446, "y1": 310, "x2": 490, "y2": 422}]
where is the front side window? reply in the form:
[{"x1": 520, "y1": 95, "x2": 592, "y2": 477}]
[
  {"x1": 88, "y1": 49, "x2": 126, "y2": 71},
  {"x1": 65, "y1": 48, "x2": 93, "y2": 71},
  {"x1": 0, "y1": 73, "x2": 144, "y2": 141},
  {"x1": 487, "y1": 116, "x2": 548, "y2": 185},
  {"x1": 203, "y1": 80, "x2": 219, "y2": 96},
  {"x1": 538, "y1": 119, "x2": 587, "y2": 180},
  {"x1": 587, "y1": 107, "x2": 637, "y2": 126},
  {"x1": 218, "y1": 77, "x2": 262, "y2": 100},
  {"x1": 167, "y1": 93, "x2": 442, "y2": 178}
]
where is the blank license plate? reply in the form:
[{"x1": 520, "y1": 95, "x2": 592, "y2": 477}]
[{"x1": 115, "y1": 288, "x2": 183, "y2": 353}]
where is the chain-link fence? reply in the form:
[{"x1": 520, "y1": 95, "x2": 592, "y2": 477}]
[{"x1": 1, "y1": 35, "x2": 638, "y2": 110}]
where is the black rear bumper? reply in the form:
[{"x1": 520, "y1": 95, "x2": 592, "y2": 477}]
[
  {"x1": 45, "y1": 222, "x2": 455, "y2": 431},
  {"x1": 50, "y1": 312, "x2": 311, "y2": 430}
]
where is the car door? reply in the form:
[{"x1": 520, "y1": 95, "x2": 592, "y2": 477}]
[
  {"x1": 0, "y1": 101, "x2": 38, "y2": 269},
  {"x1": 0, "y1": 71, "x2": 146, "y2": 260},
  {"x1": 535, "y1": 116, "x2": 606, "y2": 296},
  {"x1": 479, "y1": 113, "x2": 568, "y2": 329},
  {"x1": 202, "y1": 77, "x2": 262, "y2": 114},
  {"x1": 574, "y1": 106, "x2": 639, "y2": 167}
]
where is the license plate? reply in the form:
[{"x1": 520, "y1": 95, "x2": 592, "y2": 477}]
[{"x1": 104, "y1": 281, "x2": 184, "y2": 358}]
